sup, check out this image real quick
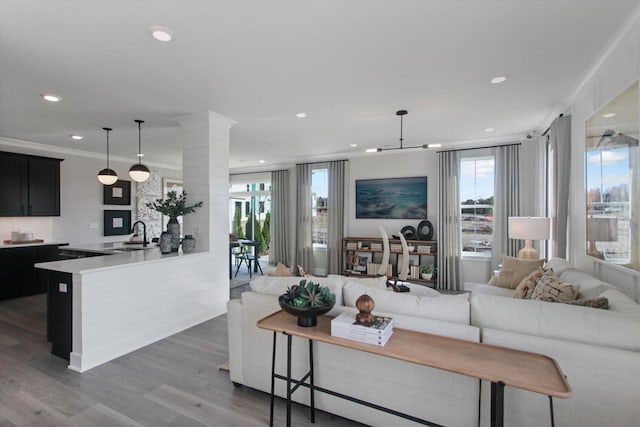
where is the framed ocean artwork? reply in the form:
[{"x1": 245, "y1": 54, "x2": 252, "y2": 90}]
[{"x1": 356, "y1": 176, "x2": 427, "y2": 219}]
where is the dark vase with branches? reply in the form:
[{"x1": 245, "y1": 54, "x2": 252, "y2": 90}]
[{"x1": 146, "y1": 191, "x2": 203, "y2": 252}]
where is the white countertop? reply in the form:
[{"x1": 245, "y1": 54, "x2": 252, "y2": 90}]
[
  {"x1": 35, "y1": 243, "x2": 208, "y2": 274},
  {"x1": 0, "y1": 241, "x2": 69, "y2": 249}
]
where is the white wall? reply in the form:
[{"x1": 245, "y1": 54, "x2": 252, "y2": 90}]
[
  {"x1": 346, "y1": 150, "x2": 438, "y2": 237},
  {"x1": 566, "y1": 7, "x2": 640, "y2": 301},
  {"x1": 0, "y1": 138, "x2": 179, "y2": 245}
]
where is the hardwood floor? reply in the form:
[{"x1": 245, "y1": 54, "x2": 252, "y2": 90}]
[{"x1": 0, "y1": 291, "x2": 363, "y2": 427}]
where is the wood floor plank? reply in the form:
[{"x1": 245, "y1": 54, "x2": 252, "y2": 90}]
[
  {"x1": 68, "y1": 403, "x2": 146, "y2": 427},
  {"x1": 144, "y1": 384, "x2": 265, "y2": 427},
  {"x1": 0, "y1": 390, "x2": 71, "y2": 427}
]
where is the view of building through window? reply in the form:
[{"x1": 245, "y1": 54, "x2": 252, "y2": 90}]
[
  {"x1": 460, "y1": 157, "x2": 495, "y2": 255},
  {"x1": 229, "y1": 182, "x2": 271, "y2": 255},
  {"x1": 311, "y1": 168, "x2": 328, "y2": 247}
]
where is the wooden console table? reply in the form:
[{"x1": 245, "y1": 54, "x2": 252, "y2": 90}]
[{"x1": 257, "y1": 311, "x2": 571, "y2": 427}]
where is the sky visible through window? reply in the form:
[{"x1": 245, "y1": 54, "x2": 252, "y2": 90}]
[{"x1": 460, "y1": 158, "x2": 494, "y2": 202}]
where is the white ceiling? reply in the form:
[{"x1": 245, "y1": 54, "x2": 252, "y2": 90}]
[{"x1": 1, "y1": 0, "x2": 638, "y2": 173}]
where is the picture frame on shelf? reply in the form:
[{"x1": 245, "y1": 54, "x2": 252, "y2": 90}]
[
  {"x1": 103, "y1": 179, "x2": 131, "y2": 205},
  {"x1": 104, "y1": 210, "x2": 131, "y2": 236}
]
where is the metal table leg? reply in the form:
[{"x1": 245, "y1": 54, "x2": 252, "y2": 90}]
[
  {"x1": 309, "y1": 339, "x2": 315, "y2": 423},
  {"x1": 491, "y1": 381, "x2": 505, "y2": 427},
  {"x1": 269, "y1": 332, "x2": 276, "y2": 427},
  {"x1": 286, "y1": 333, "x2": 292, "y2": 427}
]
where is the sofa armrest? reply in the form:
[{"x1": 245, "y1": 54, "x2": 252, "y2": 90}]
[{"x1": 226, "y1": 299, "x2": 243, "y2": 384}]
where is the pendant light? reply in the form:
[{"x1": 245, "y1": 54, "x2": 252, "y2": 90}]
[
  {"x1": 129, "y1": 119, "x2": 151, "y2": 182},
  {"x1": 97, "y1": 127, "x2": 118, "y2": 185}
]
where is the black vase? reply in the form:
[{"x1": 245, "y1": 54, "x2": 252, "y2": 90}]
[{"x1": 167, "y1": 218, "x2": 180, "y2": 252}]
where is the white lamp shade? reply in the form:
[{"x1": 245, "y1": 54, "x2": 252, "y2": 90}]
[
  {"x1": 97, "y1": 168, "x2": 118, "y2": 185},
  {"x1": 587, "y1": 217, "x2": 618, "y2": 242},
  {"x1": 128, "y1": 164, "x2": 151, "y2": 182},
  {"x1": 508, "y1": 217, "x2": 551, "y2": 240}
]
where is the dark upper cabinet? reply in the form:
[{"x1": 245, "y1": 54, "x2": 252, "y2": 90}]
[{"x1": 0, "y1": 151, "x2": 62, "y2": 217}]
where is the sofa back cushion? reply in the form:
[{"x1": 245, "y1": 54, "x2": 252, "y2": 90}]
[
  {"x1": 496, "y1": 255, "x2": 544, "y2": 289},
  {"x1": 343, "y1": 281, "x2": 470, "y2": 324},
  {"x1": 471, "y1": 292, "x2": 640, "y2": 351},
  {"x1": 250, "y1": 275, "x2": 344, "y2": 306}
]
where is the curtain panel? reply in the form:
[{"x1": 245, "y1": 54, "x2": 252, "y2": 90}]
[
  {"x1": 327, "y1": 160, "x2": 346, "y2": 275},
  {"x1": 270, "y1": 169, "x2": 289, "y2": 266},
  {"x1": 493, "y1": 144, "x2": 521, "y2": 269},
  {"x1": 549, "y1": 115, "x2": 572, "y2": 259},
  {"x1": 295, "y1": 163, "x2": 314, "y2": 272},
  {"x1": 437, "y1": 151, "x2": 462, "y2": 290}
]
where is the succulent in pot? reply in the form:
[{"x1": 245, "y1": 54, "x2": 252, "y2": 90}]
[
  {"x1": 279, "y1": 279, "x2": 336, "y2": 327},
  {"x1": 420, "y1": 264, "x2": 434, "y2": 281}
]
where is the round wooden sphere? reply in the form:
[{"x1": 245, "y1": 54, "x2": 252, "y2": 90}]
[{"x1": 355, "y1": 294, "x2": 375, "y2": 314}]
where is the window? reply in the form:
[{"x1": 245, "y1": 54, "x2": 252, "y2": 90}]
[
  {"x1": 311, "y1": 167, "x2": 328, "y2": 248},
  {"x1": 228, "y1": 181, "x2": 271, "y2": 253},
  {"x1": 460, "y1": 157, "x2": 495, "y2": 256}
]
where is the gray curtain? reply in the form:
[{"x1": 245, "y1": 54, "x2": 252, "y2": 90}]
[
  {"x1": 492, "y1": 144, "x2": 521, "y2": 269},
  {"x1": 549, "y1": 115, "x2": 572, "y2": 259},
  {"x1": 437, "y1": 150, "x2": 462, "y2": 290},
  {"x1": 295, "y1": 163, "x2": 314, "y2": 272},
  {"x1": 327, "y1": 160, "x2": 346, "y2": 274},
  {"x1": 270, "y1": 169, "x2": 289, "y2": 266},
  {"x1": 520, "y1": 136, "x2": 548, "y2": 257}
]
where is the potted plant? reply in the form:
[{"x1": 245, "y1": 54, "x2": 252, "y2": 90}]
[
  {"x1": 279, "y1": 279, "x2": 336, "y2": 327},
  {"x1": 420, "y1": 264, "x2": 434, "y2": 281},
  {"x1": 146, "y1": 190, "x2": 203, "y2": 252}
]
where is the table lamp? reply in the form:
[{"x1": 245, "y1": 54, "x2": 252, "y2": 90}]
[
  {"x1": 586, "y1": 217, "x2": 618, "y2": 259},
  {"x1": 508, "y1": 217, "x2": 551, "y2": 259}
]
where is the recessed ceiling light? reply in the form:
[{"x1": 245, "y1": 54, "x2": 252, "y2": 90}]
[
  {"x1": 70, "y1": 135, "x2": 83, "y2": 140},
  {"x1": 490, "y1": 76, "x2": 507, "y2": 84},
  {"x1": 602, "y1": 112, "x2": 616, "y2": 118},
  {"x1": 484, "y1": 127, "x2": 495, "y2": 132},
  {"x1": 258, "y1": 160, "x2": 266, "y2": 163},
  {"x1": 350, "y1": 143, "x2": 358, "y2": 147},
  {"x1": 150, "y1": 26, "x2": 173, "y2": 42},
  {"x1": 296, "y1": 112, "x2": 307, "y2": 118},
  {"x1": 427, "y1": 143, "x2": 442, "y2": 148},
  {"x1": 42, "y1": 94, "x2": 62, "y2": 102}
]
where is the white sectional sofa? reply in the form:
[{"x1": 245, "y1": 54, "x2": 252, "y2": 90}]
[{"x1": 227, "y1": 261, "x2": 640, "y2": 427}]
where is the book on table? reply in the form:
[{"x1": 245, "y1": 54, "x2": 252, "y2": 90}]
[{"x1": 331, "y1": 313, "x2": 393, "y2": 346}]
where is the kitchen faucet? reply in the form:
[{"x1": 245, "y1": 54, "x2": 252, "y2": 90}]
[{"x1": 131, "y1": 221, "x2": 148, "y2": 247}]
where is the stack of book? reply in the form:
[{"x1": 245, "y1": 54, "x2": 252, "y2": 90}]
[
  {"x1": 370, "y1": 243, "x2": 383, "y2": 251},
  {"x1": 331, "y1": 313, "x2": 393, "y2": 346},
  {"x1": 346, "y1": 242, "x2": 358, "y2": 250},
  {"x1": 417, "y1": 245, "x2": 432, "y2": 253},
  {"x1": 390, "y1": 243, "x2": 402, "y2": 252},
  {"x1": 366, "y1": 262, "x2": 392, "y2": 276}
]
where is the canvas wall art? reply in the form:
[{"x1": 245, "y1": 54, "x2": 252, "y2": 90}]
[{"x1": 356, "y1": 176, "x2": 427, "y2": 219}]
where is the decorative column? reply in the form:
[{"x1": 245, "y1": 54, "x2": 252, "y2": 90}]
[{"x1": 175, "y1": 111, "x2": 236, "y2": 256}]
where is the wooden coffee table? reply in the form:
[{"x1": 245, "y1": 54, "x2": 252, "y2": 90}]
[{"x1": 258, "y1": 310, "x2": 571, "y2": 427}]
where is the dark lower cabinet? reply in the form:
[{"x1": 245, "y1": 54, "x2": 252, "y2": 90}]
[
  {"x1": 42, "y1": 270, "x2": 73, "y2": 360},
  {"x1": 0, "y1": 244, "x2": 68, "y2": 300}
]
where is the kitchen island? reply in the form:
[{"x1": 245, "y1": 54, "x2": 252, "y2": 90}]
[{"x1": 36, "y1": 244, "x2": 227, "y2": 372}]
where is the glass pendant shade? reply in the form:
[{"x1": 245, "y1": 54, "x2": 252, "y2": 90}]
[
  {"x1": 129, "y1": 119, "x2": 150, "y2": 183},
  {"x1": 129, "y1": 163, "x2": 151, "y2": 182},
  {"x1": 97, "y1": 127, "x2": 118, "y2": 185},
  {"x1": 98, "y1": 168, "x2": 118, "y2": 185}
]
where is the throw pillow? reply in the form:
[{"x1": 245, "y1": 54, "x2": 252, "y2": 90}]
[
  {"x1": 496, "y1": 255, "x2": 545, "y2": 289},
  {"x1": 561, "y1": 297, "x2": 609, "y2": 309},
  {"x1": 513, "y1": 267, "x2": 545, "y2": 299},
  {"x1": 297, "y1": 264, "x2": 311, "y2": 277},
  {"x1": 268, "y1": 262, "x2": 292, "y2": 277},
  {"x1": 530, "y1": 269, "x2": 578, "y2": 302}
]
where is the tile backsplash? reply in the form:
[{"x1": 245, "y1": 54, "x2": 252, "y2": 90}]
[{"x1": 0, "y1": 217, "x2": 53, "y2": 242}]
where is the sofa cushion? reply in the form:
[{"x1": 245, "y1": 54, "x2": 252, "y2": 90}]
[
  {"x1": 496, "y1": 255, "x2": 544, "y2": 289},
  {"x1": 250, "y1": 275, "x2": 344, "y2": 306},
  {"x1": 530, "y1": 269, "x2": 578, "y2": 302},
  {"x1": 600, "y1": 289, "x2": 640, "y2": 317},
  {"x1": 471, "y1": 292, "x2": 640, "y2": 351},
  {"x1": 562, "y1": 297, "x2": 609, "y2": 309},
  {"x1": 328, "y1": 274, "x2": 388, "y2": 289},
  {"x1": 268, "y1": 262, "x2": 292, "y2": 277},
  {"x1": 343, "y1": 281, "x2": 469, "y2": 324},
  {"x1": 471, "y1": 284, "x2": 513, "y2": 298},
  {"x1": 558, "y1": 268, "x2": 616, "y2": 299},
  {"x1": 543, "y1": 257, "x2": 573, "y2": 275},
  {"x1": 513, "y1": 267, "x2": 545, "y2": 299}
]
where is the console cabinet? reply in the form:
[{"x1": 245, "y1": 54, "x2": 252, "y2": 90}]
[
  {"x1": 342, "y1": 236, "x2": 437, "y2": 286},
  {"x1": 0, "y1": 151, "x2": 62, "y2": 216}
]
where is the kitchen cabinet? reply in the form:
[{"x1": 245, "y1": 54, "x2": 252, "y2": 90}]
[
  {"x1": 0, "y1": 244, "x2": 68, "y2": 300},
  {"x1": 0, "y1": 151, "x2": 62, "y2": 216},
  {"x1": 42, "y1": 270, "x2": 73, "y2": 360}
]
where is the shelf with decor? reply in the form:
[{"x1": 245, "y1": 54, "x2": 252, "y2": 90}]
[{"x1": 342, "y1": 237, "x2": 437, "y2": 287}]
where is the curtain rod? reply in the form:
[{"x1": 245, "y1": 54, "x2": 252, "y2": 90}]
[
  {"x1": 295, "y1": 159, "x2": 349, "y2": 166},
  {"x1": 436, "y1": 142, "x2": 521, "y2": 154},
  {"x1": 541, "y1": 113, "x2": 565, "y2": 137}
]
